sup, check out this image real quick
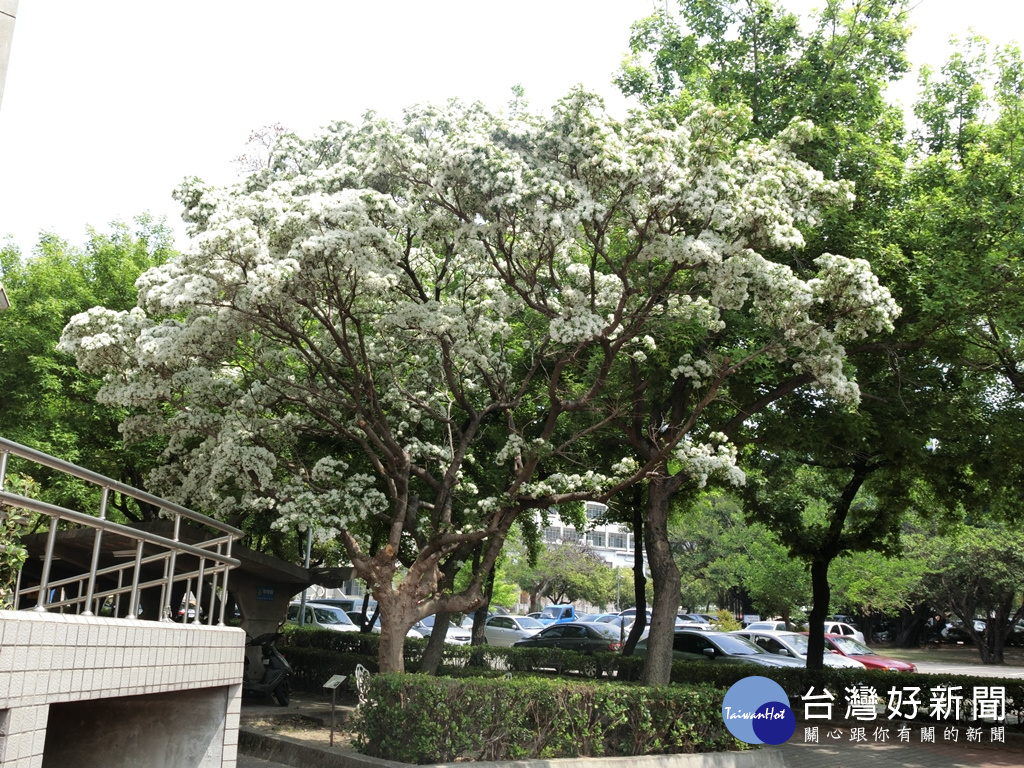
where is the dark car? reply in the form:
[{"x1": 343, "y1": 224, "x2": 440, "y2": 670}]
[
  {"x1": 512, "y1": 621, "x2": 623, "y2": 677},
  {"x1": 634, "y1": 629, "x2": 805, "y2": 668}
]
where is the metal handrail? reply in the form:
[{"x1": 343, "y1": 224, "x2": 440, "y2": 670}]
[{"x1": 0, "y1": 438, "x2": 242, "y2": 625}]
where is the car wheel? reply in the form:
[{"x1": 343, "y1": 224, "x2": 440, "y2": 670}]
[{"x1": 579, "y1": 656, "x2": 601, "y2": 678}]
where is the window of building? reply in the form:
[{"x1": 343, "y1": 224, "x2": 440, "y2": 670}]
[
  {"x1": 587, "y1": 531, "x2": 606, "y2": 548},
  {"x1": 608, "y1": 532, "x2": 627, "y2": 549}
]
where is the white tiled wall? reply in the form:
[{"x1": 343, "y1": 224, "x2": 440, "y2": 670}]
[{"x1": 0, "y1": 611, "x2": 245, "y2": 768}]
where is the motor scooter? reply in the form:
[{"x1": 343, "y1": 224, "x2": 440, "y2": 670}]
[{"x1": 242, "y1": 631, "x2": 293, "y2": 706}]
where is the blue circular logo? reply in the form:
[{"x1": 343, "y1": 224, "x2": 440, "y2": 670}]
[{"x1": 722, "y1": 677, "x2": 795, "y2": 745}]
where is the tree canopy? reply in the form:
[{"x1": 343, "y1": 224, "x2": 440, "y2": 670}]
[{"x1": 59, "y1": 89, "x2": 896, "y2": 673}]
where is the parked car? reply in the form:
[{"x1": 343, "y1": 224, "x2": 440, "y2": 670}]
[
  {"x1": 633, "y1": 629, "x2": 805, "y2": 668},
  {"x1": 743, "y1": 620, "x2": 789, "y2": 632},
  {"x1": 512, "y1": 621, "x2": 623, "y2": 676},
  {"x1": 940, "y1": 618, "x2": 987, "y2": 643},
  {"x1": 536, "y1": 604, "x2": 581, "y2": 625},
  {"x1": 824, "y1": 621, "x2": 866, "y2": 644},
  {"x1": 820, "y1": 634, "x2": 917, "y2": 672},
  {"x1": 345, "y1": 611, "x2": 424, "y2": 638},
  {"x1": 412, "y1": 615, "x2": 472, "y2": 644},
  {"x1": 306, "y1": 596, "x2": 378, "y2": 615},
  {"x1": 619, "y1": 607, "x2": 652, "y2": 620},
  {"x1": 731, "y1": 629, "x2": 865, "y2": 669},
  {"x1": 483, "y1": 615, "x2": 545, "y2": 646},
  {"x1": 287, "y1": 602, "x2": 360, "y2": 632},
  {"x1": 677, "y1": 613, "x2": 713, "y2": 630}
]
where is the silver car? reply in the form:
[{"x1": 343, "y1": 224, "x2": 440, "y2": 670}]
[
  {"x1": 413, "y1": 614, "x2": 473, "y2": 644},
  {"x1": 287, "y1": 602, "x2": 360, "y2": 632},
  {"x1": 483, "y1": 615, "x2": 544, "y2": 647},
  {"x1": 731, "y1": 629, "x2": 865, "y2": 669}
]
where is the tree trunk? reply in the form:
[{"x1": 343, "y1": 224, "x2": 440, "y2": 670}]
[
  {"x1": 469, "y1": 567, "x2": 495, "y2": 667},
  {"x1": 375, "y1": 586, "x2": 419, "y2": 673},
  {"x1": 418, "y1": 611, "x2": 452, "y2": 674},
  {"x1": 641, "y1": 478, "x2": 681, "y2": 686},
  {"x1": 622, "y1": 495, "x2": 647, "y2": 657},
  {"x1": 894, "y1": 603, "x2": 932, "y2": 648},
  {"x1": 806, "y1": 558, "x2": 831, "y2": 670}
]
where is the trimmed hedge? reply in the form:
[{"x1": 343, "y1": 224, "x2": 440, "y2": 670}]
[
  {"x1": 351, "y1": 673, "x2": 743, "y2": 764},
  {"x1": 280, "y1": 627, "x2": 1024, "y2": 735},
  {"x1": 279, "y1": 625, "x2": 623, "y2": 684}
]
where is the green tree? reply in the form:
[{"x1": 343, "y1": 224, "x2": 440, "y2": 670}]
[
  {"x1": 0, "y1": 218, "x2": 173, "y2": 515},
  {"x1": 505, "y1": 539, "x2": 617, "y2": 612},
  {"x1": 901, "y1": 40, "x2": 1024, "y2": 511},
  {"x1": 61, "y1": 89, "x2": 896, "y2": 675},
  {"x1": 925, "y1": 524, "x2": 1024, "y2": 664},
  {"x1": 611, "y1": 0, "x2": 912, "y2": 681}
]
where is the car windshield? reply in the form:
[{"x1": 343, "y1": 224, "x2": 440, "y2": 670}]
[
  {"x1": 778, "y1": 634, "x2": 809, "y2": 654},
  {"x1": 540, "y1": 606, "x2": 565, "y2": 619},
  {"x1": 311, "y1": 607, "x2": 352, "y2": 625},
  {"x1": 711, "y1": 634, "x2": 764, "y2": 655},
  {"x1": 831, "y1": 636, "x2": 873, "y2": 656},
  {"x1": 517, "y1": 617, "x2": 544, "y2": 629}
]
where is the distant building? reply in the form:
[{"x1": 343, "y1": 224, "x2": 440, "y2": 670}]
[{"x1": 542, "y1": 501, "x2": 636, "y2": 570}]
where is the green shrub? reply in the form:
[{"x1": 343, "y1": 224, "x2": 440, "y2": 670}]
[
  {"x1": 711, "y1": 609, "x2": 742, "y2": 632},
  {"x1": 351, "y1": 674, "x2": 742, "y2": 763}
]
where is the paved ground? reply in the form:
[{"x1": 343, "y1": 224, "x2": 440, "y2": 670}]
[{"x1": 915, "y1": 661, "x2": 1024, "y2": 679}]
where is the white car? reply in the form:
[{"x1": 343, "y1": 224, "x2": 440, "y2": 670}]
[
  {"x1": 824, "y1": 621, "x2": 866, "y2": 645},
  {"x1": 732, "y1": 629, "x2": 866, "y2": 669},
  {"x1": 483, "y1": 615, "x2": 545, "y2": 646},
  {"x1": 287, "y1": 602, "x2": 360, "y2": 632},
  {"x1": 345, "y1": 611, "x2": 424, "y2": 639},
  {"x1": 744, "y1": 620, "x2": 789, "y2": 632},
  {"x1": 413, "y1": 615, "x2": 473, "y2": 644}
]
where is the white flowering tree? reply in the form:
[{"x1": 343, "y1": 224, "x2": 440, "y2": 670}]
[{"x1": 59, "y1": 90, "x2": 897, "y2": 673}]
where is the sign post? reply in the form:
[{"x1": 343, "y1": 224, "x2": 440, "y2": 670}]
[{"x1": 322, "y1": 675, "x2": 348, "y2": 746}]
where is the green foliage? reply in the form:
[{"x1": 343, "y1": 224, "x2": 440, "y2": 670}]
[
  {"x1": 923, "y1": 523, "x2": 1024, "y2": 662},
  {"x1": 829, "y1": 544, "x2": 930, "y2": 616},
  {"x1": 281, "y1": 624, "x2": 620, "y2": 682},
  {"x1": 711, "y1": 608, "x2": 741, "y2": 632},
  {"x1": 671, "y1": 490, "x2": 810, "y2": 620},
  {"x1": 0, "y1": 474, "x2": 34, "y2": 607},
  {"x1": 452, "y1": 556, "x2": 520, "y2": 609},
  {"x1": 504, "y1": 537, "x2": 618, "y2": 609},
  {"x1": 352, "y1": 674, "x2": 741, "y2": 763},
  {"x1": 0, "y1": 218, "x2": 173, "y2": 518}
]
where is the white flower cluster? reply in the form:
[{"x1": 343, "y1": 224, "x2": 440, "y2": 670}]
[
  {"x1": 674, "y1": 434, "x2": 746, "y2": 488},
  {"x1": 670, "y1": 354, "x2": 716, "y2": 387},
  {"x1": 55, "y1": 88, "x2": 899, "y2": 546}
]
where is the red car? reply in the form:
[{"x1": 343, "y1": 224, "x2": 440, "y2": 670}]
[{"x1": 821, "y1": 633, "x2": 917, "y2": 672}]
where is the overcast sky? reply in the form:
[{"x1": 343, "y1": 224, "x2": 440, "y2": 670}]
[{"x1": 0, "y1": 1, "x2": 1018, "y2": 257}]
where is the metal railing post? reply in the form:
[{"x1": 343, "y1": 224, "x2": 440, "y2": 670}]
[
  {"x1": 218, "y1": 537, "x2": 233, "y2": 626},
  {"x1": 81, "y1": 486, "x2": 110, "y2": 616},
  {"x1": 126, "y1": 539, "x2": 144, "y2": 619},
  {"x1": 193, "y1": 557, "x2": 207, "y2": 625},
  {"x1": 0, "y1": 437, "x2": 242, "y2": 621},
  {"x1": 35, "y1": 518, "x2": 59, "y2": 612},
  {"x1": 164, "y1": 514, "x2": 181, "y2": 621}
]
